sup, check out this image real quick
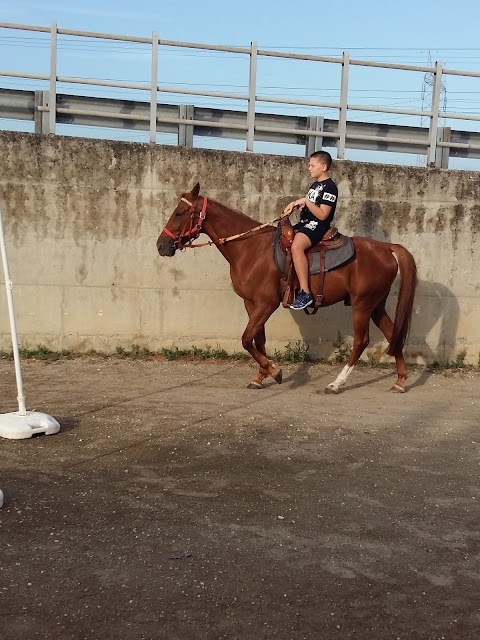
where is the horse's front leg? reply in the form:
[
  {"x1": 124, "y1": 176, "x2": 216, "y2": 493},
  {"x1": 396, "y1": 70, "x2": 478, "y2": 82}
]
[
  {"x1": 247, "y1": 325, "x2": 278, "y2": 389},
  {"x1": 243, "y1": 301, "x2": 281, "y2": 389}
]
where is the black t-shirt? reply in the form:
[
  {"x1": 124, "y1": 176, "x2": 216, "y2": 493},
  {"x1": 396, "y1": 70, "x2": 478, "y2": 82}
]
[{"x1": 298, "y1": 178, "x2": 338, "y2": 232}]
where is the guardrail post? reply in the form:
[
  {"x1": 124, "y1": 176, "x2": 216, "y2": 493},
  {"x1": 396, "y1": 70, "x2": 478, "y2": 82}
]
[
  {"x1": 305, "y1": 116, "x2": 324, "y2": 156},
  {"x1": 34, "y1": 90, "x2": 45, "y2": 134},
  {"x1": 178, "y1": 105, "x2": 194, "y2": 147},
  {"x1": 49, "y1": 20, "x2": 57, "y2": 134},
  {"x1": 246, "y1": 41, "x2": 257, "y2": 152},
  {"x1": 34, "y1": 90, "x2": 52, "y2": 134},
  {"x1": 427, "y1": 60, "x2": 443, "y2": 167},
  {"x1": 150, "y1": 31, "x2": 159, "y2": 143},
  {"x1": 436, "y1": 126, "x2": 451, "y2": 169},
  {"x1": 337, "y1": 52, "x2": 349, "y2": 159}
]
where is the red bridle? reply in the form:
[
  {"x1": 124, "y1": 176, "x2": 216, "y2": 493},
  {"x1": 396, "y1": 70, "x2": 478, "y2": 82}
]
[{"x1": 162, "y1": 196, "x2": 208, "y2": 249}]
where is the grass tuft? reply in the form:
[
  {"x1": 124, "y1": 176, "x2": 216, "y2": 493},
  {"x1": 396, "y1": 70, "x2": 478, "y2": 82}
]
[{"x1": 0, "y1": 342, "x2": 477, "y2": 371}]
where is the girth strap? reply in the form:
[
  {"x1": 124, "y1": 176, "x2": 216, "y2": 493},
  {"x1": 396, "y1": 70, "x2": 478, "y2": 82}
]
[{"x1": 304, "y1": 251, "x2": 327, "y2": 315}]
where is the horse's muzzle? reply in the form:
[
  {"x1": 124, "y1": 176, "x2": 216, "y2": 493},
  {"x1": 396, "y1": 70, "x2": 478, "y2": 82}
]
[{"x1": 157, "y1": 236, "x2": 176, "y2": 257}]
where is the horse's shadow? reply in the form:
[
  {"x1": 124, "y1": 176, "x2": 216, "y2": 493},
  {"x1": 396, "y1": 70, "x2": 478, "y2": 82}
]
[
  {"x1": 283, "y1": 366, "x2": 395, "y2": 392},
  {"x1": 280, "y1": 362, "x2": 316, "y2": 389},
  {"x1": 284, "y1": 200, "x2": 460, "y2": 390}
]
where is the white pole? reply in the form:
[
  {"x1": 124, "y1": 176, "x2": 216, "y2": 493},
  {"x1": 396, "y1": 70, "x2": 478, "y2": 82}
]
[
  {"x1": 246, "y1": 41, "x2": 257, "y2": 152},
  {"x1": 0, "y1": 206, "x2": 60, "y2": 440},
  {"x1": 427, "y1": 60, "x2": 443, "y2": 167},
  {"x1": 337, "y1": 52, "x2": 350, "y2": 160},
  {"x1": 49, "y1": 20, "x2": 57, "y2": 135},
  {"x1": 0, "y1": 206, "x2": 27, "y2": 415},
  {"x1": 150, "y1": 31, "x2": 159, "y2": 143}
]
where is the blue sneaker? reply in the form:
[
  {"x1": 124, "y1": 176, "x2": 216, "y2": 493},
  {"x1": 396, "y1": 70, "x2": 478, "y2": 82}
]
[{"x1": 290, "y1": 289, "x2": 314, "y2": 310}]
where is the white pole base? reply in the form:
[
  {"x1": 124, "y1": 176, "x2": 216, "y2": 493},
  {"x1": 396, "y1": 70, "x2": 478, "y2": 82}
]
[
  {"x1": 0, "y1": 489, "x2": 3, "y2": 508},
  {"x1": 0, "y1": 411, "x2": 60, "y2": 440}
]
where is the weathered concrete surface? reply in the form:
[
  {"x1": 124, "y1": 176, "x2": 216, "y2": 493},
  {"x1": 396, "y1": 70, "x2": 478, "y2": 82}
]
[
  {"x1": 0, "y1": 131, "x2": 479, "y2": 363},
  {"x1": 1, "y1": 357, "x2": 479, "y2": 639}
]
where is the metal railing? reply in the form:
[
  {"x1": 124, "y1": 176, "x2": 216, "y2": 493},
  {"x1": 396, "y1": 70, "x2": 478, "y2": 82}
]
[
  {"x1": 1, "y1": 20, "x2": 480, "y2": 167},
  {"x1": 4, "y1": 87, "x2": 480, "y2": 167}
]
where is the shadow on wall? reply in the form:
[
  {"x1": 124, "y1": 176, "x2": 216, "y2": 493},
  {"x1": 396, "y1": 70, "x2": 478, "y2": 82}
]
[
  {"x1": 286, "y1": 199, "x2": 460, "y2": 366},
  {"x1": 408, "y1": 280, "x2": 460, "y2": 365}
]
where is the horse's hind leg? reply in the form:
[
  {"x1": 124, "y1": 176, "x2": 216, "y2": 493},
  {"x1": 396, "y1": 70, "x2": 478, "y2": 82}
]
[
  {"x1": 325, "y1": 306, "x2": 371, "y2": 394},
  {"x1": 371, "y1": 300, "x2": 408, "y2": 392}
]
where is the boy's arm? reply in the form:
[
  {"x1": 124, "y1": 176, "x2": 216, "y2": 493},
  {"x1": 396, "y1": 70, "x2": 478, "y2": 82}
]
[
  {"x1": 302, "y1": 200, "x2": 332, "y2": 220},
  {"x1": 301, "y1": 185, "x2": 337, "y2": 219}
]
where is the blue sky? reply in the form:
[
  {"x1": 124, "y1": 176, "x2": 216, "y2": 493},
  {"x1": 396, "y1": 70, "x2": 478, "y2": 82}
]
[
  {"x1": 4, "y1": 0, "x2": 480, "y2": 53},
  {"x1": 1, "y1": 0, "x2": 480, "y2": 168}
]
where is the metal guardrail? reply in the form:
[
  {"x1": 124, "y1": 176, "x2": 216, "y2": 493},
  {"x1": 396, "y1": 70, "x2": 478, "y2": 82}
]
[
  {"x1": 4, "y1": 87, "x2": 480, "y2": 166},
  {"x1": 1, "y1": 21, "x2": 480, "y2": 168}
]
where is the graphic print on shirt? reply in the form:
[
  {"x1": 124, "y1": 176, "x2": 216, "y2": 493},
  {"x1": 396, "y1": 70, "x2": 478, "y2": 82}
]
[
  {"x1": 307, "y1": 184, "x2": 324, "y2": 203},
  {"x1": 322, "y1": 192, "x2": 337, "y2": 203}
]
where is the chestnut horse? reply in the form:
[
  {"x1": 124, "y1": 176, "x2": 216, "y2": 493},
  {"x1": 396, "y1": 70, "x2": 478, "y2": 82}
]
[{"x1": 157, "y1": 183, "x2": 417, "y2": 394}]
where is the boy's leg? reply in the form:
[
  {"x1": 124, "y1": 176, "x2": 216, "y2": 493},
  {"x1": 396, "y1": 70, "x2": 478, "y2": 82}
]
[
  {"x1": 291, "y1": 232, "x2": 312, "y2": 292},
  {"x1": 290, "y1": 232, "x2": 314, "y2": 310}
]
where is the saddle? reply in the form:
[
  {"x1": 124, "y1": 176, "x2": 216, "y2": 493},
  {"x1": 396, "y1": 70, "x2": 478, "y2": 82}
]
[{"x1": 274, "y1": 218, "x2": 355, "y2": 314}]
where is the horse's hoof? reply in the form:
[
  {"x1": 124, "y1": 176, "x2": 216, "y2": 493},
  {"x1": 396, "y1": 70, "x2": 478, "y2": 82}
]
[
  {"x1": 390, "y1": 383, "x2": 405, "y2": 393},
  {"x1": 325, "y1": 385, "x2": 338, "y2": 394},
  {"x1": 271, "y1": 368, "x2": 283, "y2": 384},
  {"x1": 247, "y1": 381, "x2": 263, "y2": 390}
]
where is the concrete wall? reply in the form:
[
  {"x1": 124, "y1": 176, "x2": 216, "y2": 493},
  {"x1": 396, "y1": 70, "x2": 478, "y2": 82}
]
[{"x1": 0, "y1": 131, "x2": 479, "y2": 364}]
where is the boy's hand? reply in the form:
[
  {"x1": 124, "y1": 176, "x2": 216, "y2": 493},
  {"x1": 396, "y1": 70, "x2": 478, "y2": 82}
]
[{"x1": 283, "y1": 198, "x2": 306, "y2": 215}]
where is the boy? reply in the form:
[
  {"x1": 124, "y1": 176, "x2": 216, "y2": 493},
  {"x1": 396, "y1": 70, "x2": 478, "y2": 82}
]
[{"x1": 284, "y1": 150, "x2": 338, "y2": 310}]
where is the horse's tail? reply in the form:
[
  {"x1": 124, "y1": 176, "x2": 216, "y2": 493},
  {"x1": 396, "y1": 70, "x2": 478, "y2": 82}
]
[{"x1": 387, "y1": 244, "x2": 417, "y2": 357}]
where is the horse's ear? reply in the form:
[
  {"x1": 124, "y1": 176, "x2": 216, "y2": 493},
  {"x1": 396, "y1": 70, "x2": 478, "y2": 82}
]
[{"x1": 191, "y1": 182, "x2": 200, "y2": 199}]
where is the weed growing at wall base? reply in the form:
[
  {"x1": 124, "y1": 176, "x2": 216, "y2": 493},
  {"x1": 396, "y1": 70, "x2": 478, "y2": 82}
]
[
  {"x1": 273, "y1": 341, "x2": 311, "y2": 363},
  {"x1": 0, "y1": 343, "x2": 478, "y2": 370},
  {"x1": 0, "y1": 345, "x2": 73, "y2": 360},
  {"x1": 159, "y1": 345, "x2": 248, "y2": 361},
  {"x1": 428, "y1": 349, "x2": 471, "y2": 371},
  {"x1": 332, "y1": 332, "x2": 353, "y2": 363},
  {"x1": 116, "y1": 345, "x2": 154, "y2": 358}
]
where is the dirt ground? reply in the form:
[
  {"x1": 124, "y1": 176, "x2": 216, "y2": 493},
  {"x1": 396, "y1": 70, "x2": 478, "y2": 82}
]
[{"x1": 0, "y1": 357, "x2": 479, "y2": 640}]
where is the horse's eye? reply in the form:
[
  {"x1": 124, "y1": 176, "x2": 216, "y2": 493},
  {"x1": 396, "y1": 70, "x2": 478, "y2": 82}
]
[{"x1": 176, "y1": 211, "x2": 184, "y2": 217}]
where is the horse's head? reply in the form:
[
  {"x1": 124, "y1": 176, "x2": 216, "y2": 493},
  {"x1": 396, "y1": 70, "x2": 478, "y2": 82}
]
[{"x1": 157, "y1": 182, "x2": 206, "y2": 257}]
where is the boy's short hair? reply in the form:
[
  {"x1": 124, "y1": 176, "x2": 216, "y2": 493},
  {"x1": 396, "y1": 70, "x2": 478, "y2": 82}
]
[{"x1": 310, "y1": 150, "x2": 333, "y2": 170}]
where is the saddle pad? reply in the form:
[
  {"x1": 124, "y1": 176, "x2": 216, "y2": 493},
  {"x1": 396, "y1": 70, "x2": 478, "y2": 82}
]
[{"x1": 274, "y1": 227, "x2": 355, "y2": 275}]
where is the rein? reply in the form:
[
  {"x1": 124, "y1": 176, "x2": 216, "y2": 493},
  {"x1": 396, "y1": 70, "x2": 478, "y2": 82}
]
[{"x1": 163, "y1": 196, "x2": 293, "y2": 250}]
